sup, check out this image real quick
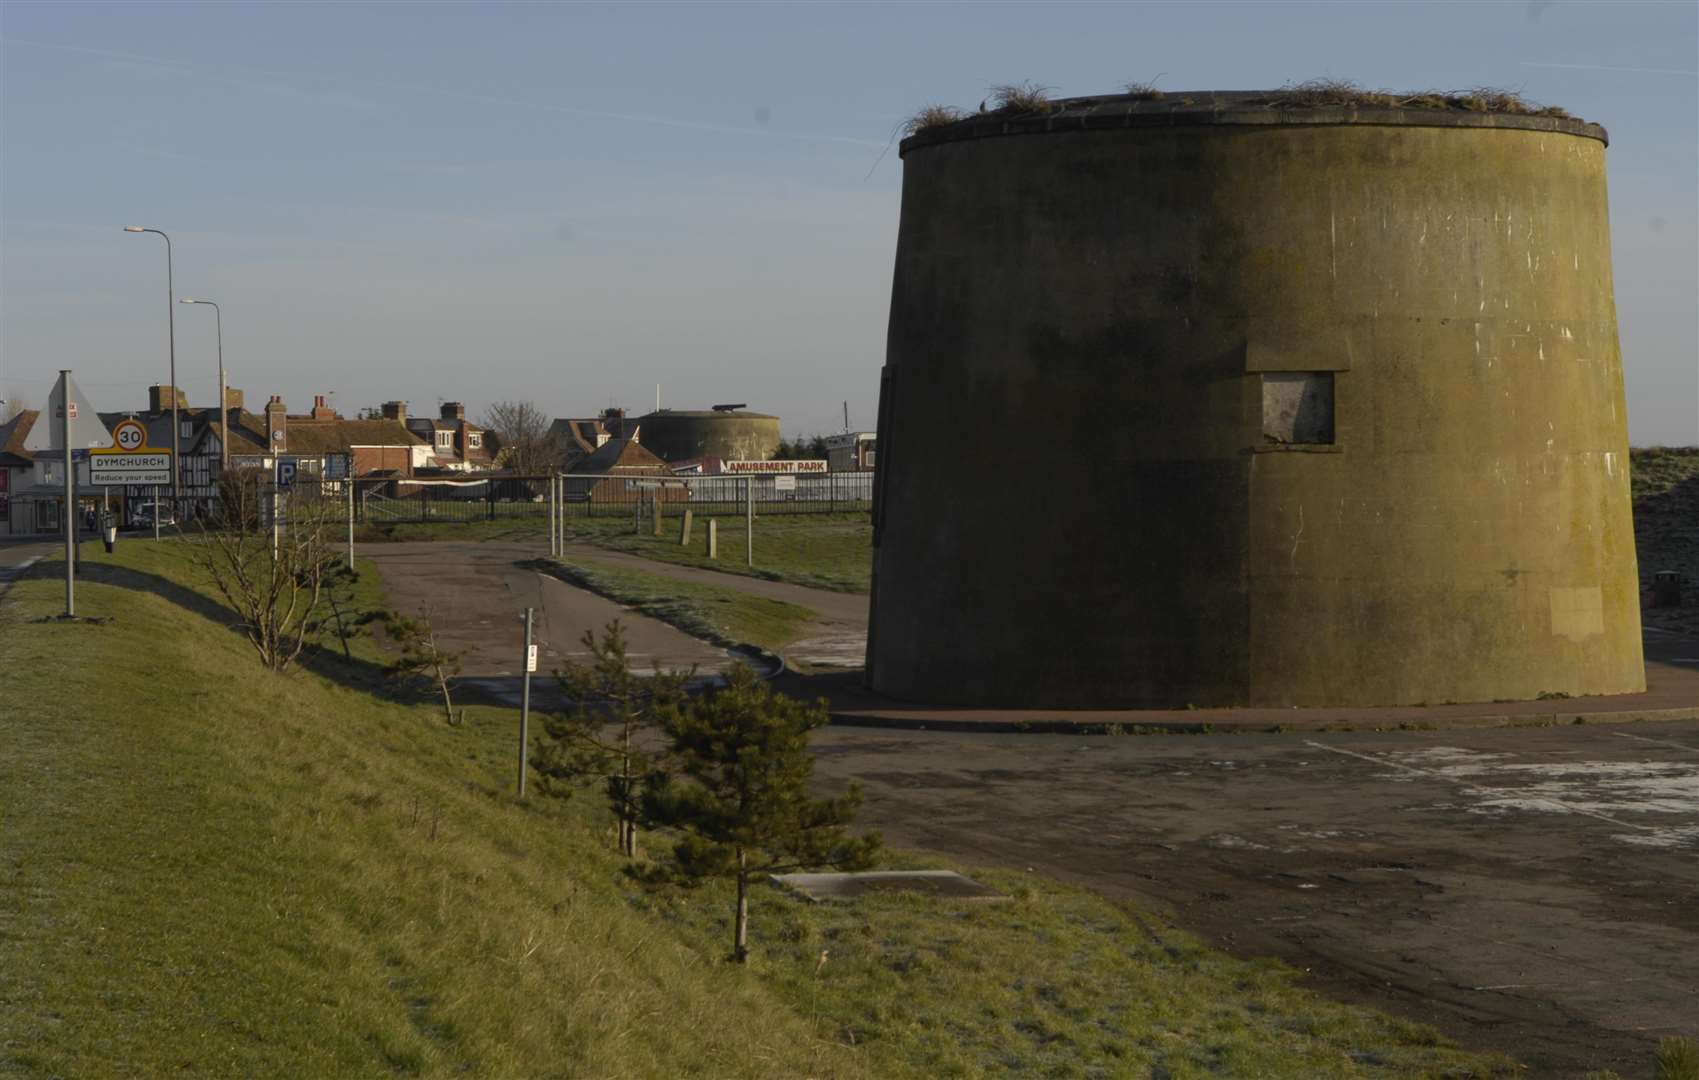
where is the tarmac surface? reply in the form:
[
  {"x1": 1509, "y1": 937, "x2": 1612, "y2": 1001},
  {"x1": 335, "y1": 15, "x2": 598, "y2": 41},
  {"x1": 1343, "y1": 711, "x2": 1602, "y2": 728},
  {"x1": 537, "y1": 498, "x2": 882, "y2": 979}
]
[
  {"x1": 808, "y1": 718, "x2": 1699, "y2": 1078},
  {"x1": 0, "y1": 541, "x2": 56, "y2": 598}
]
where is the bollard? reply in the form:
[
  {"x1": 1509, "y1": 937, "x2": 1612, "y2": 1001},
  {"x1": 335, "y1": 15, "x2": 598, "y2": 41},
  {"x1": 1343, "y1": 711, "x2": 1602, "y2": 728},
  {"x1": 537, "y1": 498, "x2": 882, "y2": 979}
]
[
  {"x1": 707, "y1": 518, "x2": 718, "y2": 560},
  {"x1": 1651, "y1": 570, "x2": 1685, "y2": 609},
  {"x1": 651, "y1": 492, "x2": 664, "y2": 537},
  {"x1": 679, "y1": 508, "x2": 694, "y2": 546}
]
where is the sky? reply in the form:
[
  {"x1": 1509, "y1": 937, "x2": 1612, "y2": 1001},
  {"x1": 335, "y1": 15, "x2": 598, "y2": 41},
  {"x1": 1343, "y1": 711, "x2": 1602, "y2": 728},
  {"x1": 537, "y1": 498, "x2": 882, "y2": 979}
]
[{"x1": 2, "y1": 0, "x2": 1695, "y2": 444}]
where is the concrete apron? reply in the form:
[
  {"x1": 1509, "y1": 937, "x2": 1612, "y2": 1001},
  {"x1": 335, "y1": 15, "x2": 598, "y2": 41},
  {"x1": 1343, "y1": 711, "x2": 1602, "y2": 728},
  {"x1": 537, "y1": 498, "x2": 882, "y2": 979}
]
[{"x1": 798, "y1": 627, "x2": 1699, "y2": 734}]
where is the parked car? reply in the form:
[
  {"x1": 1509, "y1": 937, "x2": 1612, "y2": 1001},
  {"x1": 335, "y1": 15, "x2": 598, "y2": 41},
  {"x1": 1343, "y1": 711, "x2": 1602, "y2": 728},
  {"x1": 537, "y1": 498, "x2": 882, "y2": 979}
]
[{"x1": 130, "y1": 502, "x2": 177, "y2": 528}]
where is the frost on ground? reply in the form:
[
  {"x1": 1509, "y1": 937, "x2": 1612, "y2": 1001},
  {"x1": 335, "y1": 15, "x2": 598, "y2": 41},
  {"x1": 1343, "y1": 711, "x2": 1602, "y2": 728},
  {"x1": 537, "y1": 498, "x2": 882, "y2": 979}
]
[{"x1": 1379, "y1": 745, "x2": 1699, "y2": 849}]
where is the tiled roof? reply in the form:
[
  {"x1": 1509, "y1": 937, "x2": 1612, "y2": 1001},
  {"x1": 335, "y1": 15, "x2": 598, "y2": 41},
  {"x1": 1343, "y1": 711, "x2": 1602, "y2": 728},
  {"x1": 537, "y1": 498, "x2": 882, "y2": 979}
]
[
  {"x1": 570, "y1": 437, "x2": 667, "y2": 474},
  {"x1": 0, "y1": 410, "x2": 39, "y2": 464},
  {"x1": 286, "y1": 419, "x2": 425, "y2": 453}
]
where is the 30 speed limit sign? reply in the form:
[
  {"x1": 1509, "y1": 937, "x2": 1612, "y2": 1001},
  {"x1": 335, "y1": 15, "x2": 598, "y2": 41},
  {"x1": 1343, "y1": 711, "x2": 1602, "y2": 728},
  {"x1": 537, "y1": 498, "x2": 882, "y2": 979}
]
[{"x1": 111, "y1": 419, "x2": 147, "y2": 451}]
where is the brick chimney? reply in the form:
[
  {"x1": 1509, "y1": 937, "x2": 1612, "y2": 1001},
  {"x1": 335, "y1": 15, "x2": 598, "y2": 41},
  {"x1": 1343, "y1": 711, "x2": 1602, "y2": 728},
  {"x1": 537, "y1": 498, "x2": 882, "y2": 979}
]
[
  {"x1": 310, "y1": 394, "x2": 337, "y2": 421},
  {"x1": 381, "y1": 401, "x2": 407, "y2": 423},
  {"x1": 441, "y1": 401, "x2": 465, "y2": 421},
  {"x1": 265, "y1": 396, "x2": 287, "y2": 453},
  {"x1": 148, "y1": 385, "x2": 187, "y2": 413},
  {"x1": 223, "y1": 387, "x2": 244, "y2": 411}
]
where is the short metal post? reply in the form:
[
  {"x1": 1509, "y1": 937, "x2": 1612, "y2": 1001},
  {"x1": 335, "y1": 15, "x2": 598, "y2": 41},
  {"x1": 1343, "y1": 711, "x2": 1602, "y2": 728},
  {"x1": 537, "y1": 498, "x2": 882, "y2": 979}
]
[
  {"x1": 518, "y1": 606, "x2": 534, "y2": 798},
  {"x1": 556, "y1": 474, "x2": 565, "y2": 553}
]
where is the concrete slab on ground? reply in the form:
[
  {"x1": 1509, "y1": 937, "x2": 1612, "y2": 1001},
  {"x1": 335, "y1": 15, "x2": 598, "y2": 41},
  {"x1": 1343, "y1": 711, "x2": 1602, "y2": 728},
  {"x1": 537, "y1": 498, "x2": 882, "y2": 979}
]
[
  {"x1": 771, "y1": 870, "x2": 1009, "y2": 903},
  {"x1": 796, "y1": 626, "x2": 1699, "y2": 732}
]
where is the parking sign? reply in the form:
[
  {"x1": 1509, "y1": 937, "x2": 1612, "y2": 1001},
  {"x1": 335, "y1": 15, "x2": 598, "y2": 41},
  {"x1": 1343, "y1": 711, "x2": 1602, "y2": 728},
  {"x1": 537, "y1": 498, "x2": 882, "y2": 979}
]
[{"x1": 276, "y1": 459, "x2": 298, "y2": 489}]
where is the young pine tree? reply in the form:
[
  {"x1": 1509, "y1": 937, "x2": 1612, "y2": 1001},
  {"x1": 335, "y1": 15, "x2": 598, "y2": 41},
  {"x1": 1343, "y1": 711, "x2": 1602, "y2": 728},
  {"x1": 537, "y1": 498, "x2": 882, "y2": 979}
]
[
  {"x1": 387, "y1": 609, "x2": 466, "y2": 725},
  {"x1": 643, "y1": 665, "x2": 879, "y2": 962},
  {"x1": 533, "y1": 621, "x2": 688, "y2": 858}
]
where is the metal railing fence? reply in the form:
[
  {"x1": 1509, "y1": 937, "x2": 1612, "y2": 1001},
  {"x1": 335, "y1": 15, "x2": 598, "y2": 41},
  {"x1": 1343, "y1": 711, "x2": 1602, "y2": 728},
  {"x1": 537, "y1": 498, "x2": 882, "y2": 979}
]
[{"x1": 346, "y1": 472, "x2": 873, "y2": 525}]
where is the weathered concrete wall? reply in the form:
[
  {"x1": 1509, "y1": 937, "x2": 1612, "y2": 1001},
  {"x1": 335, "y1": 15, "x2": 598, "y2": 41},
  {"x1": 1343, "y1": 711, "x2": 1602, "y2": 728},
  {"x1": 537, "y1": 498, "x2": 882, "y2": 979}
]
[
  {"x1": 636, "y1": 410, "x2": 781, "y2": 463},
  {"x1": 869, "y1": 107, "x2": 1643, "y2": 708}
]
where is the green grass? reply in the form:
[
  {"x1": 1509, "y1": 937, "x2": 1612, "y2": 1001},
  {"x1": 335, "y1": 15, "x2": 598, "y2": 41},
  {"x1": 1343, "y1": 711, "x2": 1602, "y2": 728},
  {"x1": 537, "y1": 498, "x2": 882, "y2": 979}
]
[
  {"x1": 1, "y1": 541, "x2": 1521, "y2": 1078},
  {"x1": 354, "y1": 512, "x2": 874, "y2": 597},
  {"x1": 567, "y1": 513, "x2": 873, "y2": 595},
  {"x1": 542, "y1": 555, "x2": 818, "y2": 653},
  {"x1": 1630, "y1": 446, "x2": 1699, "y2": 501}
]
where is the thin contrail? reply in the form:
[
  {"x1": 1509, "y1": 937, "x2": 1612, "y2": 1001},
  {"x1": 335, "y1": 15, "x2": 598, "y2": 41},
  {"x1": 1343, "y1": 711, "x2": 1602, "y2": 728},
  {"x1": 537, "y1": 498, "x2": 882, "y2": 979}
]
[
  {"x1": 1, "y1": 36, "x2": 887, "y2": 149},
  {"x1": 1520, "y1": 61, "x2": 1698, "y2": 77}
]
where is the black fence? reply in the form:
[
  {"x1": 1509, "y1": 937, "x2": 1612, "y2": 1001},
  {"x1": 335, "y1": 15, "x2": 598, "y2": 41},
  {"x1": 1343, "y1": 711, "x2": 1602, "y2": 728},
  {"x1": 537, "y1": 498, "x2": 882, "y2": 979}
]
[{"x1": 349, "y1": 472, "x2": 873, "y2": 525}]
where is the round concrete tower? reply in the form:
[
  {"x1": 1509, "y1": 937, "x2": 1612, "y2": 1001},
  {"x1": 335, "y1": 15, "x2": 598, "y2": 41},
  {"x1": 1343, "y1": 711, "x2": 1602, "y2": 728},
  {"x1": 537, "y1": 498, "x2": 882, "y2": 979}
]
[
  {"x1": 636, "y1": 408, "x2": 782, "y2": 463},
  {"x1": 868, "y1": 91, "x2": 1643, "y2": 708}
]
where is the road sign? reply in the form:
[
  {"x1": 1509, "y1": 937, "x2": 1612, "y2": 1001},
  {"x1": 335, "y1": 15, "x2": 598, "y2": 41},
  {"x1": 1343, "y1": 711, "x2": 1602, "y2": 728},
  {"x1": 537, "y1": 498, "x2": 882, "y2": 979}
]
[
  {"x1": 276, "y1": 459, "x2": 298, "y2": 490},
  {"x1": 526, "y1": 644, "x2": 538, "y2": 673},
  {"x1": 324, "y1": 453, "x2": 349, "y2": 481},
  {"x1": 774, "y1": 474, "x2": 797, "y2": 493},
  {"x1": 23, "y1": 373, "x2": 112, "y2": 452},
  {"x1": 90, "y1": 450, "x2": 172, "y2": 486},
  {"x1": 111, "y1": 419, "x2": 148, "y2": 451}
]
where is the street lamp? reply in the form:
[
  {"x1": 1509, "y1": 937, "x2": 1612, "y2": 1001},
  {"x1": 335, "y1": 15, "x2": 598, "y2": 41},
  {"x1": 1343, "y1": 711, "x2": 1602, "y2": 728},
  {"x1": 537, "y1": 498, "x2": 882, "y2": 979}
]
[
  {"x1": 179, "y1": 298, "x2": 228, "y2": 475},
  {"x1": 124, "y1": 226, "x2": 180, "y2": 508}
]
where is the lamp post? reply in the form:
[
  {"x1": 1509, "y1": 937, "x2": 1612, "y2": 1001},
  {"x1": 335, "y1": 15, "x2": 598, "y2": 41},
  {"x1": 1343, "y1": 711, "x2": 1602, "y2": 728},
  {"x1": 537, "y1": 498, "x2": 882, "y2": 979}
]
[
  {"x1": 124, "y1": 226, "x2": 179, "y2": 510},
  {"x1": 179, "y1": 298, "x2": 227, "y2": 475}
]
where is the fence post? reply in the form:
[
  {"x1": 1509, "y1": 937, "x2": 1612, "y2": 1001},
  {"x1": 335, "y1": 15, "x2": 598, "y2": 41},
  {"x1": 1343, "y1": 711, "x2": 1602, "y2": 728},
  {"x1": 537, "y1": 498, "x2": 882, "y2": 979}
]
[
  {"x1": 745, "y1": 476, "x2": 753, "y2": 567},
  {"x1": 548, "y1": 475, "x2": 557, "y2": 555},
  {"x1": 347, "y1": 481, "x2": 354, "y2": 567}
]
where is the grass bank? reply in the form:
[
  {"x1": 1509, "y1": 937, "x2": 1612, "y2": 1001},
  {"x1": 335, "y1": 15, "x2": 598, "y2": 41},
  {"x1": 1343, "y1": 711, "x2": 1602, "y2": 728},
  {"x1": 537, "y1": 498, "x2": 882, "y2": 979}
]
[
  {"x1": 540, "y1": 555, "x2": 817, "y2": 653},
  {"x1": 354, "y1": 512, "x2": 873, "y2": 596},
  {"x1": 565, "y1": 513, "x2": 872, "y2": 594},
  {"x1": 2, "y1": 541, "x2": 1517, "y2": 1078}
]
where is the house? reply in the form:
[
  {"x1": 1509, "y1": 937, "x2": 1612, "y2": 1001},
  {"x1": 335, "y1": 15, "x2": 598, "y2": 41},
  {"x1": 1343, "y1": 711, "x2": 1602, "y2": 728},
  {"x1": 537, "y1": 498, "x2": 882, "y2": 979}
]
[
  {"x1": 0, "y1": 410, "x2": 45, "y2": 536},
  {"x1": 563, "y1": 437, "x2": 680, "y2": 504},
  {"x1": 231, "y1": 396, "x2": 429, "y2": 480},
  {"x1": 824, "y1": 432, "x2": 877, "y2": 472},
  {"x1": 548, "y1": 408, "x2": 637, "y2": 469},
  {"x1": 399, "y1": 402, "x2": 494, "y2": 472},
  {"x1": 0, "y1": 384, "x2": 276, "y2": 534}
]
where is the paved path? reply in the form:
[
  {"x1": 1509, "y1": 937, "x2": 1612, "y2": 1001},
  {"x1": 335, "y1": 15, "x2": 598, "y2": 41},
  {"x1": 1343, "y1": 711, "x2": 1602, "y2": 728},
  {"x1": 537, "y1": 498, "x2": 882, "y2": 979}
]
[
  {"x1": 0, "y1": 541, "x2": 58, "y2": 602},
  {"x1": 361, "y1": 542, "x2": 737, "y2": 704},
  {"x1": 809, "y1": 716, "x2": 1699, "y2": 1078}
]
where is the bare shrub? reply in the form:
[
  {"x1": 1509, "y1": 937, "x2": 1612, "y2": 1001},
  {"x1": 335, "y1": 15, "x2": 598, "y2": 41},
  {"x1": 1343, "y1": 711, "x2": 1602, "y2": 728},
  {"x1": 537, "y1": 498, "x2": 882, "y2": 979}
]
[
  {"x1": 1123, "y1": 79, "x2": 1165, "y2": 101},
  {"x1": 187, "y1": 483, "x2": 343, "y2": 673}
]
